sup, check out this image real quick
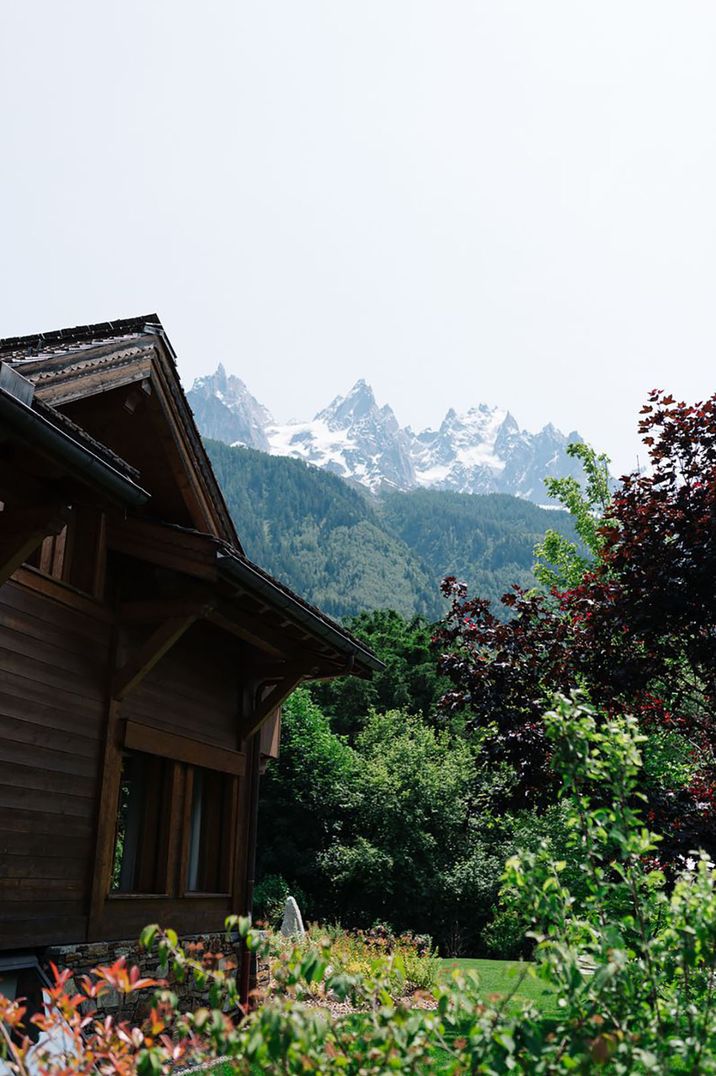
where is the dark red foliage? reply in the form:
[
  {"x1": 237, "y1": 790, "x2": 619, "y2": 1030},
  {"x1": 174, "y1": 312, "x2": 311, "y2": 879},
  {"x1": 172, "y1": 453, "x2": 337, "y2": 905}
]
[
  {"x1": 566, "y1": 391, "x2": 716, "y2": 710},
  {"x1": 433, "y1": 391, "x2": 716, "y2": 854},
  {"x1": 433, "y1": 578, "x2": 572, "y2": 805}
]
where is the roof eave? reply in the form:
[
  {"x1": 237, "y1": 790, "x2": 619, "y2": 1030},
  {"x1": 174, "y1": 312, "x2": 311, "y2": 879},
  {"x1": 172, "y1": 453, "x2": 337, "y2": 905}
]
[
  {"x1": 216, "y1": 550, "x2": 384, "y2": 674},
  {"x1": 0, "y1": 385, "x2": 150, "y2": 508}
]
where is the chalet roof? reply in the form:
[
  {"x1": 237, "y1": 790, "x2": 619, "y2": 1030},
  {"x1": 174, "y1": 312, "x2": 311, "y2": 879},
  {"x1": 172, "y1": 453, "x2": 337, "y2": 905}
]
[
  {"x1": 210, "y1": 526, "x2": 382, "y2": 670},
  {"x1": 32, "y1": 397, "x2": 142, "y2": 481},
  {"x1": 0, "y1": 365, "x2": 149, "y2": 507},
  {"x1": 219, "y1": 549, "x2": 384, "y2": 672},
  {"x1": 1, "y1": 315, "x2": 239, "y2": 549}
]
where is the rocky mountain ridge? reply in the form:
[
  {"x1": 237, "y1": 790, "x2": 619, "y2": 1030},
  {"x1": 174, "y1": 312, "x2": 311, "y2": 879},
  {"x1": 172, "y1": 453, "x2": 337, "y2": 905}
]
[{"x1": 188, "y1": 369, "x2": 584, "y2": 503}]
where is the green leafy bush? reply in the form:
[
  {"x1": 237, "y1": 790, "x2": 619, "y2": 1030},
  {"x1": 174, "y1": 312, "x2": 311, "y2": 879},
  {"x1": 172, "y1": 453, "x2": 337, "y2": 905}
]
[
  {"x1": 642, "y1": 728, "x2": 698, "y2": 790},
  {"x1": 316, "y1": 710, "x2": 491, "y2": 946},
  {"x1": 259, "y1": 691, "x2": 512, "y2": 951},
  {"x1": 310, "y1": 608, "x2": 449, "y2": 736}
]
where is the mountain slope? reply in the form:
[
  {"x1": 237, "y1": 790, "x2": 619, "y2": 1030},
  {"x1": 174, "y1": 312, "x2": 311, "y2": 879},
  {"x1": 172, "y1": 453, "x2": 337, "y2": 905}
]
[
  {"x1": 188, "y1": 371, "x2": 585, "y2": 503},
  {"x1": 379, "y1": 489, "x2": 577, "y2": 608},
  {"x1": 206, "y1": 440, "x2": 577, "y2": 620},
  {"x1": 190, "y1": 365, "x2": 273, "y2": 449},
  {"x1": 205, "y1": 440, "x2": 440, "y2": 620}
]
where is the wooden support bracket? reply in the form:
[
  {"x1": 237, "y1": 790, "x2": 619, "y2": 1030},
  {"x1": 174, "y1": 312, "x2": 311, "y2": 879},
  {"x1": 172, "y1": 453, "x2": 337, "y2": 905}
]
[
  {"x1": 111, "y1": 608, "x2": 210, "y2": 700},
  {"x1": 239, "y1": 669, "x2": 306, "y2": 741},
  {"x1": 208, "y1": 607, "x2": 287, "y2": 658},
  {"x1": 118, "y1": 597, "x2": 214, "y2": 624}
]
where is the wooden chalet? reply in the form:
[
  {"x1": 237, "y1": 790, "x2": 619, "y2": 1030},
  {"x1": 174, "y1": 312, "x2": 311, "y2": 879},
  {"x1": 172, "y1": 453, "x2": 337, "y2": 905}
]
[{"x1": 0, "y1": 315, "x2": 380, "y2": 970}]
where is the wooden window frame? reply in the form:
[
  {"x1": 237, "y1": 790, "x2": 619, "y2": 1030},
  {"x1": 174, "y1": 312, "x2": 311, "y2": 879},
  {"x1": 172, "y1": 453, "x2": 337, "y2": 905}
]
[
  {"x1": 104, "y1": 722, "x2": 245, "y2": 905},
  {"x1": 124, "y1": 721, "x2": 246, "y2": 776},
  {"x1": 21, "y1": 505, "x2": 107, "y2": 602},
  {"x1": 180, "y1": 767, "x2": 239, "y2": 898},
  {"x1": 13, "y1": 565, "x2": 112, "y2": 620},
  {"x1": 110, "y1": 750, "x2": 178, "y2": 898}
]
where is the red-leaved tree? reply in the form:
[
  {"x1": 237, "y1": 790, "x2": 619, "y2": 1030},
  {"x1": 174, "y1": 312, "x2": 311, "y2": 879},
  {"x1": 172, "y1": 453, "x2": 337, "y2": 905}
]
[{"x1": 433, "y1": 391, "x2": 716, "y2": 858}]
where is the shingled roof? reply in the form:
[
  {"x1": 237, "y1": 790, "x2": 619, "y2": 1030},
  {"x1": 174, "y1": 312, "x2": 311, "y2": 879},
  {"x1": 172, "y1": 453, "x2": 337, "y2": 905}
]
[
  {"x1": 0, "y1": 316, "x2": 167, "y2": 494},
  {"x1": 0, "y1": 315, "x2": 162, "y2": 364}
]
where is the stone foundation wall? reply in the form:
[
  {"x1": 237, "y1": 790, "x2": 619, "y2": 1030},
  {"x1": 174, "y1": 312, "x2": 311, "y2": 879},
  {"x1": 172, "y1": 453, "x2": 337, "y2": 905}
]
[{"x1": 43, "y1": 933, "x2": 244, "y2": 1022}]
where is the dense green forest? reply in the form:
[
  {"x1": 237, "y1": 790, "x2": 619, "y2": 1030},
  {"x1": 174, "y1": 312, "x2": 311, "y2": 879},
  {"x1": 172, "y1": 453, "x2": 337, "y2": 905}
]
[
  {"x1": 206, "y1": 439, "x2": 578, "y2": 618},
  {"x1": 378, "y1": 488, "x2": 577, "y2": 608}
]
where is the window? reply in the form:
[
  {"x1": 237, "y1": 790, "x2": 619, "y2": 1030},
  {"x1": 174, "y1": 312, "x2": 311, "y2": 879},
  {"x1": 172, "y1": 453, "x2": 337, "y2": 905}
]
[
  {"x1": 111, "y1": 751, "x2": 173, "y2": 894},
  {"x1": 25, "y1": 505, "x2": 105, "y2": 597},
  {"x1": 25, "y1": 527, "x2": 66, "y2": 576},
  {"x1": 110, "y1": 746, "x2": 238, "y2": 898},
  {"x1": 187, "y1": 768, "x2": 234, "y2": 893}
]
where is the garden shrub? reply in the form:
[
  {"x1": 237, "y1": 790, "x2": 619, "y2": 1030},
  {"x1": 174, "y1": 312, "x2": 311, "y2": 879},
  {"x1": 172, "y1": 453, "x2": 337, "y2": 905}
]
[{"x1": 271, "y1": 922, "x2": 441, "y2": 996}]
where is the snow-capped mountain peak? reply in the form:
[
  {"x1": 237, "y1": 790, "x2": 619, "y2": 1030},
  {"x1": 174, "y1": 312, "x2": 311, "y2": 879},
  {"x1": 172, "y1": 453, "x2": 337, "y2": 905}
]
[
  {"x1": 317, "y1": 379, "x2": 380, "y2": 427},
  {"x1": 187, "y1": 367, "x2": 586, "y2": 501},
  {"x1": 271, "y1": 380, "x2": 413, "y2": 489},
  {"x1": 188, "y1": 365, "x2": 273, "y2": 450}
]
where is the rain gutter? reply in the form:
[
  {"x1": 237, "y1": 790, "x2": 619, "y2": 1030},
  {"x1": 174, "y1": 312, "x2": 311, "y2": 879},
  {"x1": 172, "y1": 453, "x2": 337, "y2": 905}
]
[{"x1": 0, "y1": 370, "x2": 149, "y2": 508}]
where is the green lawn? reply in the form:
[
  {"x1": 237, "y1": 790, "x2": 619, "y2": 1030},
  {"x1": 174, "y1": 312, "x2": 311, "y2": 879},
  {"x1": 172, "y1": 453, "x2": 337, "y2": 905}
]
[{"x1": 439, "y1": 957, "x2": 556, "y2": 1014}]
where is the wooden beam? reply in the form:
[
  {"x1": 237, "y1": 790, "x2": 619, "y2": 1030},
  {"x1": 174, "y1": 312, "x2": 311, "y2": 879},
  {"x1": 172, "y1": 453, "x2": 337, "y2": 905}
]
[
  {"x1": 149, "y1": 360, "x2": 235, "y2": 543},
  {"x1": 211, "y1": 600, "x2": 337, "y2": 661},
  {"x1": 239, "y1": 672, "x2": 305, "y2": 741},
  {"x1": 88, "y1": 695, "x2": 124, "y2": 940},
  {"x1": 107, "y1": 516, "x2": 218, "y2": 581},
  {"x1": 259, "y1": 709, "x2": 282, "y2": 760},
  {"x1": 12, "y1": 566, "x2": 114, "y2": 619},
  {"x1": 118, "y1": 597, "x2": 214, "y2": 624},
  {"x1": 111, "y1": 614, "x2": 200, "y2": 700},
  {"x1": 0, "y1": 503, "x2": 70, "y2": 588},
  {"x1": 163, "y1": 760, "x2": 185, "y2": 899},
  {"x1": 250, "y1": 659, "x2": 319, "y2": 683},
  {"x1": 124, "y1": 719, "x2": 246, "y2": 776},
  {"x1": 207, "y1": 609, "x2": 287, "y2": 658}
]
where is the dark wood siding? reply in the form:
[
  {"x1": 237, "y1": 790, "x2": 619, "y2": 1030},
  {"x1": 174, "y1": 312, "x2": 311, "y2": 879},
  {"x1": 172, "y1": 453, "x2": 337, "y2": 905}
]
[
  {"x1": 123, "y1": 624, "x2": 241, "y2": 750},
  {"x1": 99, "y1": 896, "x2": 233, "y2": 941},
  {"x1": 0, "y1": 579, "x2": 110, "y2": 947}
]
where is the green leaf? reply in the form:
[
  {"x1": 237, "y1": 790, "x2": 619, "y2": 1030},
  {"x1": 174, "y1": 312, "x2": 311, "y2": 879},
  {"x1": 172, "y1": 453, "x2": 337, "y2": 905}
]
[{"x1": 139, "y1": 924, "x2": 159, "y2": 951}]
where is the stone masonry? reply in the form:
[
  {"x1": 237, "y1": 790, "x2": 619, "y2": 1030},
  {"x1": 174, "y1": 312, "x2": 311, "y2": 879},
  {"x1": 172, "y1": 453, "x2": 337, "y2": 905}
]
[{"x1": 43, "y1": 933, "x2": 245, "y2": 1023}]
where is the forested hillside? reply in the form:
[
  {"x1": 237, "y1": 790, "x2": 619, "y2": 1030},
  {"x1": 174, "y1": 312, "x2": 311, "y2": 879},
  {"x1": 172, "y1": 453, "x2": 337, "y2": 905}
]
[
  {"x1": 206, "y1": 439, "x2": 577, "y2": 618},
  {"x1": 206, "y1": 439, "x2": 438, "y2": 619},
  {"x1": 379, "y1": 489, "x2": 578, "y2": 608}
]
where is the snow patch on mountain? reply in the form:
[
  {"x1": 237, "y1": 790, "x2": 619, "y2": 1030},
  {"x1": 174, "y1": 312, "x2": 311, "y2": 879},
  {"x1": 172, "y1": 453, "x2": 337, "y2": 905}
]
[
  {"x1": 188, "y1": 368, "x2": 586, "y2": 503},
  {"x1": 267, "y1": 380, "x2": 416, "y2": 490}
]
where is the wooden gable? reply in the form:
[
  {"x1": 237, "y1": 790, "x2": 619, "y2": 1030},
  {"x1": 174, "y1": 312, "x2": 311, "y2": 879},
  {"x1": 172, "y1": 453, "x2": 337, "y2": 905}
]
[{"x1": 15, "y1": 319, "x2": 239, "y2": 547}]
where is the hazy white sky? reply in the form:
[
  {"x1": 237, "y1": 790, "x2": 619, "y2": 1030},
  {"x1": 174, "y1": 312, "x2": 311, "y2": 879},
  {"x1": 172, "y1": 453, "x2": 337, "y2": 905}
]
[{"x1": 2, "y1": 2, "x2": 715, "y2": 475}]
